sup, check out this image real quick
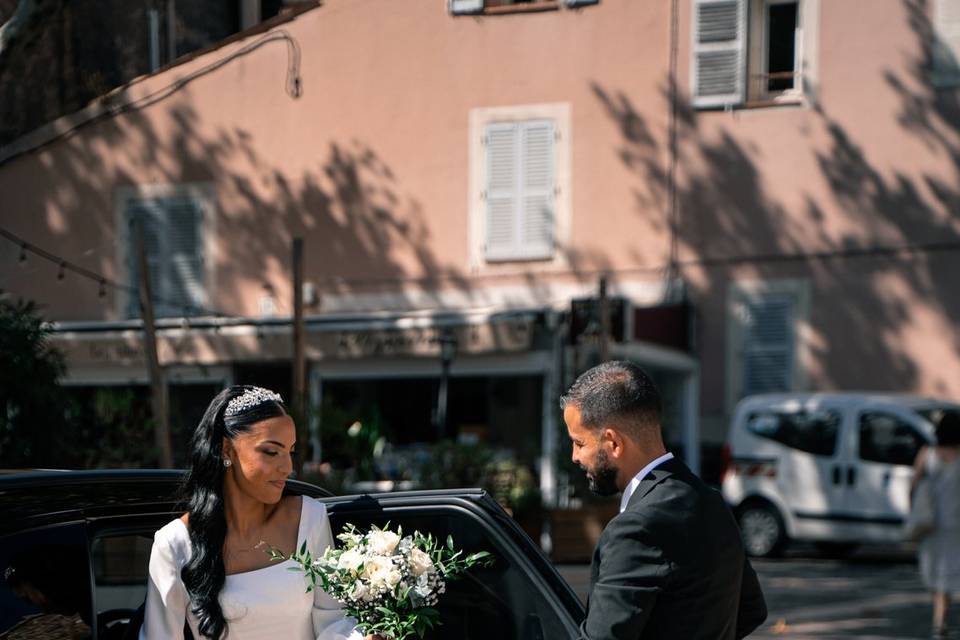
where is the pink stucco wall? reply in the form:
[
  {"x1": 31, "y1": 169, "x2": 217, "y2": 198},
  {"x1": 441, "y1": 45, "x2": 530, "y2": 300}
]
[{"x1": 1, "y1": 0, "x2": 958, "y2": 433}]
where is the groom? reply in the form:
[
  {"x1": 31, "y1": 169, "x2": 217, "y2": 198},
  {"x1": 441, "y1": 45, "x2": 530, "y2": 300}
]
[{"x1": 562, "y1": 361, "x2": 767, "y2": 639}]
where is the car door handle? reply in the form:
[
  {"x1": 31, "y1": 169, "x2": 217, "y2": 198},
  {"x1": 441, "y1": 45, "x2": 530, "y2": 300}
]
[
  {"x1": 847, "y1": 466, "x2": 857, "y2": 487},
  {"x1": 832, "y1": 465, "x2": 843, "y2": 485}
]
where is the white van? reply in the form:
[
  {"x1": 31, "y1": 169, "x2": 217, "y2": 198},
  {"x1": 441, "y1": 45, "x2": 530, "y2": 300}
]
[{"x1": 721, "y1": 393, "x2": 960, "y2": 557}]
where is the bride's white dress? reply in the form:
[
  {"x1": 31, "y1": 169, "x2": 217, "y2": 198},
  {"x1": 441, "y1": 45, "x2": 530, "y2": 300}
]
[{"x1": 140, "y1": 496, "x2": 363, "y2": 640}]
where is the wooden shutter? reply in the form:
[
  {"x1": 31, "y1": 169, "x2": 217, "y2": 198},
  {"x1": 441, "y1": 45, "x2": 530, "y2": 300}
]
[
  {"x1": 127, "y1": 200, "x2": 164, "y2": 319},
  {"x1": 449, "y1": 0, "x2": 484, "y2": 15},
  {"x1": 691, "y1": 0, "x2": 747, "y2": 108},
  {"x1": 520, "y1": 120, "x2": 555, "y2": 259},
  {"x1": 165, "y1": 196, "x2": 205, "y2": 315},
  {"x1": 934, "y1": 0, "x2": 960, "y2": 86},
  {"x1": 742, "y1": 295, "x2": 794, "y2": 396},
  {"x1": 484, "y1": 120, "x2": 555, "y2": 261},
  {"x1": 126, "y1": 195, "x2": 205, "y2": 318},
  {"x1": 485, "y1": 123, "x2": 519, "y2": 261}
]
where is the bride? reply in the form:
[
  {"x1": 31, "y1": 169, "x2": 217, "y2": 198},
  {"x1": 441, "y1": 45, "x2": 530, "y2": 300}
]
[{"x1": 140, "y1": 385, "x2": 381, "y2": 639}]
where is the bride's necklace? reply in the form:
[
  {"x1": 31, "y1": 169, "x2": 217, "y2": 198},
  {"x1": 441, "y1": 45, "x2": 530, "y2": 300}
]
[{"x1": 226, "y1": 522, "x2": 269, "y2": 555}]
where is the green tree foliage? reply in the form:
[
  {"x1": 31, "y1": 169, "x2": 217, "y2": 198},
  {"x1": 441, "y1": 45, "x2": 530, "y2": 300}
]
[{"x1": 0, "y1": 297, "x2": 68, "y2": 466}]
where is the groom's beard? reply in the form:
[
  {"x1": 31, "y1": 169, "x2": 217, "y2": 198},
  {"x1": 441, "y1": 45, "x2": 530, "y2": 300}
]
[{"x1": 584, "y1": 448, "x2": 619, "y2": 496}]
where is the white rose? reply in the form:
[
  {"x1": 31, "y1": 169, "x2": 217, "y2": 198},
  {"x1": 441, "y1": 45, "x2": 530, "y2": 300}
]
[
  {"x1": 408, "y1": 547, "x2": 434, "y2": 577},
  {"x1": 363, "y1": 556, "x2": 400, "y2": 590},
  {"x1": 337, "y1": 550, "x2": 364, "y2": 575},
  {"x1": 367, "y1": 530, "x2": 401, "y2": 555}
]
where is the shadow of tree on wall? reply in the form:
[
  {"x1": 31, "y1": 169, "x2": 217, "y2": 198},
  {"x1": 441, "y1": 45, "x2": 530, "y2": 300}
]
[{"x1": 591, "y1": 0, "x2": 960, "y2": 424}]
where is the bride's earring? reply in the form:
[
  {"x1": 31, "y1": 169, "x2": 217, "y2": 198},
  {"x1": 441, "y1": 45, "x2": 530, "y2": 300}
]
[{"x1": 223, "y1": 459, "x2": 232, "y2": 468}]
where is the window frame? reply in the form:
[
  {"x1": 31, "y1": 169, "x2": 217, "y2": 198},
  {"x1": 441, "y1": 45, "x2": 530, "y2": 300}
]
[
  {"x1": 857, "y1": 410, "x2": 928, "y2": 467},
  {"x1": 726, "y1": 279, "x2": 810, "y2": 410},
  {"x1": 468, "y1": 103, "x2": 571, "y2": 271},
  {"x1": 114, "y1": 183, "x2": 216, "y2": 320},
  {"x1": 746, "y1": 408, "x2": 841, "y2": 456},
  {"x1": 691, "y1": 0, "x2": 818, "y2": 109}
]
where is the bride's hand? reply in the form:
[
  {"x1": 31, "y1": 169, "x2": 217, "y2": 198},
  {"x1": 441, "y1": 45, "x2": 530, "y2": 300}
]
[{"x1": 364, "y1": 636, "x2": 386, "y2": 640}]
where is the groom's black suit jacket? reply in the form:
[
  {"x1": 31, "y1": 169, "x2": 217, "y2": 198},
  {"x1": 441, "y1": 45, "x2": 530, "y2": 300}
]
[{"x1": 579, "y1": 458, "x2": 767, "y2": 640}]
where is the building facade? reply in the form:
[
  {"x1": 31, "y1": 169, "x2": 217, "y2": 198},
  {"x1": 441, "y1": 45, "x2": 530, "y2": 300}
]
[{"x1": 1, "y1": 0, "x2": 959, "y2": 497}]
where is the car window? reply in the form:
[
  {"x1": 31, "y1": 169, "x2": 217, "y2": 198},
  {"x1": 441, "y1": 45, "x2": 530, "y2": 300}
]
[
  {"x1": 859, "y1": 412, "x2": 926, "y2": 466},
  {"x1": 745, "y1": 409, "x2": 841, "y2": 456},
  {"x1": 0, "y1": 524, "x2": 94, "y2": 639},
  {"x1": 92, "y1": 532, "x2": 153, "y2": 637},
  {"x1": 327, "y1": 504, "x2": 578, "y2": 640}
]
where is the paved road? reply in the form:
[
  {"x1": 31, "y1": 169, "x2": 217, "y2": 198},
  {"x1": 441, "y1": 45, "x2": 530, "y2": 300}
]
[{"x1": 557, "y1": 546, "x2": 934, "y2": 639}]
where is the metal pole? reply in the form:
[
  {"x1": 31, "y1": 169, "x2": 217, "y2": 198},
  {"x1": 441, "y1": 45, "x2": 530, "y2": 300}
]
[
  {"x1": 292, "y1": 237, "x2": 306, "y2": 476},
  {"x1": 599, "y1": 275, "x2": 611, "y2": 362}
]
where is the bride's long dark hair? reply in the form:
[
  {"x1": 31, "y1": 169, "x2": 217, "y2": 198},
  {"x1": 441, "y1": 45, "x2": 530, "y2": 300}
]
[{"x1": 180, "y1": 385, "x2": 288, "y2": 639}]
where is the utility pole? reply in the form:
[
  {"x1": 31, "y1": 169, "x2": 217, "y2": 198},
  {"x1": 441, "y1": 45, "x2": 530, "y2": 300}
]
[
  {"x1": 599, "y1": 275, "x2": 611, "y2": 363},
  {"x1": 292, "y1": 237, "x2": 307, "y2": 477},
  {"x1": 135, "y1": 219, "x2": 173, "y2": 468}
]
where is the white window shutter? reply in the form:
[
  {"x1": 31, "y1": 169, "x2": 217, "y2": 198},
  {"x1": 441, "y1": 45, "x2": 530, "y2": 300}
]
[
  {"x1": 691, "y1": 0, "x2": 746, "y2": 108},
  {"x1": 449, "y1": 0, "x2": 484, "y2": 15},
  {"x1": 933, "y1": 0, "x2": 960, "y2": 86},
  {"x1": 520, "y1": 120, "x2": 555, "y2": 259},
  {"x1": 166, "y1": 196, "x2": 205, "y2": 315},
  {"x1": 742, "y1": 296, "x2": 794, "y2": 396},
  {"x1": 127, "y1": 201, "x2": 165, "y2": 318},
  {"x1": 126, "y1": 195, "x2": 205, "y2": 318},
  {"x1": 485, "y1": 123, "x2": 519, "y2": 261}
]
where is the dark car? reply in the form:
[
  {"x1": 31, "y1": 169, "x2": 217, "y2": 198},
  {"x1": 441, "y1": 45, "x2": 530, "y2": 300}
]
[{"x1": 0, "y1": 470, "x2": 584, "y2": 640}]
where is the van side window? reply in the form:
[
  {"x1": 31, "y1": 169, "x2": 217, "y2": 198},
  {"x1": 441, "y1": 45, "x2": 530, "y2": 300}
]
[
  {"x1": 745, "y1": 410, "x2": 840, "y2": 456},
  {"x1": 859, "y1": 412, "x2": 926, "y2": 466}
]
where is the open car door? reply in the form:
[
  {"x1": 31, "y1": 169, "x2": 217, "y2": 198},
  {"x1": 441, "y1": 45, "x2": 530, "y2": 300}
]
[{"x1": 316, "y1": 488, "x2": 585, "y2": 640}]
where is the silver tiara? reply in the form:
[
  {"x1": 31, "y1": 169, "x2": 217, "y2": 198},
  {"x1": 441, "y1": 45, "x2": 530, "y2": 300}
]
[{"x1": 225, "y1": 387, "x2": 283, "y2": 417}]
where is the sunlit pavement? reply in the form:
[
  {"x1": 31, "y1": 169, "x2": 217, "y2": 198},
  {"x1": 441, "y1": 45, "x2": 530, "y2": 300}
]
[{"x1": 556, "y1": 545, "x2": 937, "y2": 639}]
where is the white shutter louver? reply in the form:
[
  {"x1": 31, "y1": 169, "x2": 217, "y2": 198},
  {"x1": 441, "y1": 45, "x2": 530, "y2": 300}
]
[
  {"x1": 692, "y1": 0, "x2": 746, "y2": 108},
  {"x1": 449, "y1": 0, "x2": 484, "y2": 15},
  {"x1": 166, "y1": 197, "x2": 205, "y2": 315},
  {"x1": 484, "y1": 120, "x2": 555, "y2": 261},
  {"x1": 485, "y1": 123, "x2": 519, "y2": 260},
  {"x1": 520, "y1": 121, "x2": 555, "y2": 259},
  {"x1": 742, "y1": 296, "x2": 794, "y2": 396},
  {"x1": 933, "y1": 0, "x2": 960, "y2": 86},
  {"x1": 126, "y1": 195, "x2": 205, "y2": 318}
]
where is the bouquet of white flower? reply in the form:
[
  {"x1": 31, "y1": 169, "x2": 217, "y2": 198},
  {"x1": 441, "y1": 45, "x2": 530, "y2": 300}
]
[{"x1": 275, "y1": 523, "x2": 493, "y2": 640}]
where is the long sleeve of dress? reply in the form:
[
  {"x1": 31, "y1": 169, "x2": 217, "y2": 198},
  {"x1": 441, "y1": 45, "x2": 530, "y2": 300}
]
[
  {"x1": 309, "y1": 501, "x2": 364, "y2": 640},
  {"x1": 140, "y1": 528, "x2": 188, "y2": 640}
]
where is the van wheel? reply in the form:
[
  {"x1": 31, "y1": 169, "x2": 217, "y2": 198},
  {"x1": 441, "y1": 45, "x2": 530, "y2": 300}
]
[{"x1": 738, "y1": 504, "x2": 786, "y2": 558}]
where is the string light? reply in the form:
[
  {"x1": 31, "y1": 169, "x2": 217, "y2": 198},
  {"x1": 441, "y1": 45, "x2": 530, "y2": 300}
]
[{"x1": 0, "y1": 226, "x2": 232, "y2": 320}]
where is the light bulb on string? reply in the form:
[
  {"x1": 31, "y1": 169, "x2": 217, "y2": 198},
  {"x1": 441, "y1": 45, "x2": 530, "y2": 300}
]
[
  {"x1": 98, "y1": 279, "x2": 107, "y2": 298},
  {"x1": 18, "y1": 244, "x2": 27, "y2": 264},
  {"x1": 57, "y1": 262, "x2": 66, "y2": 281}
]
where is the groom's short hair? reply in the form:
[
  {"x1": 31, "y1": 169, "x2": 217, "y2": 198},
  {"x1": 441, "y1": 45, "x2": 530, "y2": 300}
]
[{"x1": 560, "y1": 360, "x2": 661, "y2": 437}]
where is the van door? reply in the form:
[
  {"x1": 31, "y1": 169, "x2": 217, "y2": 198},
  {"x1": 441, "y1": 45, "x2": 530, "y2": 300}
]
[
  {"x1": 740, "y1": 404, "x2": 845, "y2": 533},
  {"x1": 845, "y1": 407, "x2": 929, "y2": 540}
]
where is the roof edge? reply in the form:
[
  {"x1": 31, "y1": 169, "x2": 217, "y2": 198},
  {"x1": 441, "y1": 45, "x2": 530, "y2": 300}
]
[{"x1": 0, "y1": 1, "x2": 322, "y2": 167}]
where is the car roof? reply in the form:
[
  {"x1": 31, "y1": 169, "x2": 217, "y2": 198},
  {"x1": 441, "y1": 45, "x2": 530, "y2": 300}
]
[
  {"x1": 737, "y1": 392, "x2": 960, "y2": 411},
  {"x1": 0, "y1": 469, "x2": 332, "y2": 535}
]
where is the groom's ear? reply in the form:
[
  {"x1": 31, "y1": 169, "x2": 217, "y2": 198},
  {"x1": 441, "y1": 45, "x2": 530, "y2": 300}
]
[{"x1": 601, "y1": 427, "x2": 626, "y2": 458}]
